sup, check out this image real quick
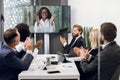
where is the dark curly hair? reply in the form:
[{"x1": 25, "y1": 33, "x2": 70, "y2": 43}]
[
  {"x1": 15, "y1": 23, "x2": 30, "y2": 42},
  {"x1": 37, "y1": 7, "x2": 52, "y2": 20}
]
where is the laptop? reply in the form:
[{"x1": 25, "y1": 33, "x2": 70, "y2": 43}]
[
  {"x1": 58, "y1": 53, "x2": 71, "y2": 63},
  {"x1": 50, "y1": 53, "x2": 71, "y2": 65}
]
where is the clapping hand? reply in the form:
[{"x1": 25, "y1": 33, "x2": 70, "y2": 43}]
[
  {"x1": 60, "y1": 36, "x2": 67, "y2": 46},
  {"x1": 73, "y1": 47, "x2": 81, "y2": 56},
  {"x1": 50, "y1": 14, "x2": 56, "y2": 26},
  {"x1": 34, "y1": 40, "x2": 43, "y2": 48},
  {"x1": 24, "y1": 37, "x2": 33, "y2": 51},
  {"x1": 79, "y1": 47, "x2": 89, "y2": 59},
  {"x1": 34, "y1": 14, "x2": 40, "y2": 26}
]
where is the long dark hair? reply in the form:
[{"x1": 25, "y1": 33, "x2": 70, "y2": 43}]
[{"x1": 37, "y1": 7, "x2": 52, "y2": 20}]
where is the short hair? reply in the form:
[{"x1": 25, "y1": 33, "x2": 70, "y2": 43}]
[
  {"x1": 100, "y1": 22, "x2": 117, "y2": 42},
  {"x1": 73, "y1": 24, "x2": 83, "y2": 34},
  {"x1": 37, "y1": 7, "x2": 52, "y2": 20},
  {"x1": 4, "y1": 28, "x2": 18, "y2": 44},
  {"x1": 15, "y1": 23, "x2": 30, "y2": 42}
]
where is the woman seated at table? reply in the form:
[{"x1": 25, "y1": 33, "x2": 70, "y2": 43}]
[{"x1": 73, "y1": 28, "x2": 100, "y2": 80}]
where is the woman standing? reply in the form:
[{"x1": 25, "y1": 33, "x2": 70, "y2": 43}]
[{"x1": 34, "y1": 7, "x2": 56, "y2": 33}]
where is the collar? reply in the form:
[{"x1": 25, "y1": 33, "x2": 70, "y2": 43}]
[
  {"x1": 12, "y1": 48, "x2": 16, "y2": 51},
  {"x1": 19, "y1": 41, "x2": 24, "y2": 46},
  {"x1": 4, "y1": 42, "x2": 11, "y2": 48},
  {"x1": 4, "y1": 42, "x2": 16, "y2": 51},
  {"x1": 75, "y1": 35, "x2": 81, "y2": 40},
  {"x1": 102, "y1": 41, "x2": 115, "y2": 49},
  {"x1": 40, "y1": 18, "x2": 49, "y2": 22}
]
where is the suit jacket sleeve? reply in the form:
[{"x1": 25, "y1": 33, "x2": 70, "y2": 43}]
[
  {"x1": 64, "y1": 44, "x2": 71, "y2": 53},
  {"x1": 5, "y1": 52, "x2": 34, "y2": 70},
  {"x1": 64, "y1": 37, "x2": 84, "y2": 53},
  {"x1": 17, "y1": 50, "x2": 26, "y2": 59},
  {"x1": 80, "y1": 56, "x2": 98, "y2": 74}
]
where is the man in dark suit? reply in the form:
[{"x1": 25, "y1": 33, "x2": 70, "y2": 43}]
[
  {"x1": 99, "y1": 22, "x2": 120, "y2": 80},
  {"x1": 77, "y1": 22, "x2": 120, "y2": 80},
  {"x1": 0, "y1": 28, "x2": 34, "y2": 80},
  {"x1": 60, "y1": 24, "x2": 85, "y2": 56}
]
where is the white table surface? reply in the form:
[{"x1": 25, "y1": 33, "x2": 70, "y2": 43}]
[{"x1": 19, "y1": 54, "x2": 80, "y2": 80}]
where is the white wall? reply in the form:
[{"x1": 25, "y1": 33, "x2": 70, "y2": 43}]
[
  {"x1": 68, "y1": 0, "x2": 120, "y2": 45},
  {"x1": 100, "y1": 0, "x2": 120, "y2": 44}
]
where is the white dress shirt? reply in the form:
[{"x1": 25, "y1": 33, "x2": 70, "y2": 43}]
[
  {"x1": 102, "y1": 42, "x2": 110, "y2": 49},
  {"x1": 16, "y1": 42, "x2": 25, "y2": 52},
  {"x1": 34, "y1": 19, "x2": 55, "y2": 33}
]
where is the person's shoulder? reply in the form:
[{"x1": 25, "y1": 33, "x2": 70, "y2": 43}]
[
  {"x1": 0, "y1": 48, "x2": 13, "y2": 57},
  {"x1": 77, "y1": 36, "x2": 84, "y2": 42},
  {"x1": 78, "y1": 36, "x2": 84, "y2": 39},
  {"x1": 114, "y1": 42, "x2": 120, "y2": 53},
  {"x1": 0, "y1": 43, "x2": 14, "y2": 57},
  {"x1": 0, "y1": 41, "x2": 3, "y2": 45},
  {"x1": 101, "y1": 41, "x2": 120, "y2": 55}
]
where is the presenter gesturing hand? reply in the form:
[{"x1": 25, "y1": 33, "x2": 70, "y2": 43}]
[
  {"x1": 34, "y1": 14, "x2": 40, "y2": 26},
  {"x1": 50, "y1": 14, "x2": 56, "y2": 26}
]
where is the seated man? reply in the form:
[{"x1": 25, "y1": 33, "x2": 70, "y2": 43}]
[
  {"x1": 60, "y1": 24, "x2": 85, "y2": 56},
  {"x1": 0, "y1": 28, "x2": 34, "y2": 80},
  {"x1": 100, "y1": 22, "x2": 120, "y2": 80},
  {"x1": 15, "y1": 23, "x2": 42, "y2": 58}
]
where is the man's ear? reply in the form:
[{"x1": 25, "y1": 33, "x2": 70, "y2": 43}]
[
  {"x1": 11, "y1": 39, "x2": 15, "y2": 46},
  {"x1": 13, "y1": 39, "x2": 18, "y2": 46}
]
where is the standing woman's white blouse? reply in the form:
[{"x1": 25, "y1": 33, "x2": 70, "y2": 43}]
[{"x1": 34, "y1": 19, "x2": 55, "y2": 33}]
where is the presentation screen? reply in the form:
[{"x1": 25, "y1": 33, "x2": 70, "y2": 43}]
[{"x1": 23, "y1": 5, "x2": 71, "y2": 33}]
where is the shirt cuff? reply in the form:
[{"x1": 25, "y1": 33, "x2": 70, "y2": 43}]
[
  {"x1": 22, "y1": 46, "x2": 26, "y2": 51},
  {"x1": 27, "y1": 50, "x2": 32, "y2": 55},
  {"x1": 87, "y1": 54, "x2": 92, "y2": 61},
  {"x1": 32, "y1": 48, "x2": 38, "y2": 57},
  {"x1": 16, "y1": 45, "x2": 24, "y2": 53},
  {"x1": 16, "y1": 46, "x2": 22, "y2": 53},
  {"x1": 63, "y1": 42, "x2": 67, "y2": 47}
]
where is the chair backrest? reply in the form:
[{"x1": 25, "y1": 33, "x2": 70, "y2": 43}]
[{"x1": 111, "y1": 65, "x2": 120, "y2": 80}]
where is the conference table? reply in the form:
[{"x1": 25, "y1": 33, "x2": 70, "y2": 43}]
[{"x1": 18, "y1": 54, "x2": 81, "y2": 80}]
